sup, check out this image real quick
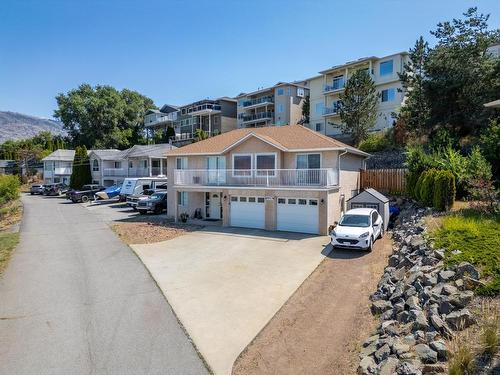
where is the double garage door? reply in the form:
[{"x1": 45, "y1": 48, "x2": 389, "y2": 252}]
[{"x1": 230, "y1": 196, "x2": 319, "y2": 234}]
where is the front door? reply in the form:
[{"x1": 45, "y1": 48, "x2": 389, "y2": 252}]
[{"x1": 209, "y1": 192, "x2": 221, "y2": 219}]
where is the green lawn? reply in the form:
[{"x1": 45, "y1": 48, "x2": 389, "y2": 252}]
[
  {"x1": 432, "y1": 209, "x2": 500, "y2": 296},
  {"x1": 0, "y1": 232, "x2": 20, "y2": 274}
]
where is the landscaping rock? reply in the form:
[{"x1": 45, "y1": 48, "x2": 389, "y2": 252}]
[
  {"x1": 375, "y1": 343, "x2": 391, "y2": 363},
  {"x1": 445, "y1": 309, "x2": 476, "y2": 330},
  {"x1": 430, "y1": 340, "x2": 447, "y2": 360},
  {"x1": 449, "y1": 291, "x2": 474, "y2": 308},
  {"x1": 421, "y1": 363, "x2": 446, "y2": 374},
  {"x1": 371, "y1": 300, "x2": 392, "y2": 315},
  {"x1": 463, "y1": 276, "x2": 486, "y2": 290},
  {"x1": 397, "y1": 362, "x2": 422, "y2": 375},
  {"x1": 358, "y1": 356, "x2": 377, "y2": 375},
  {"x1": 413, "y1": 311, "x2": 429, "y2": 331},
  {"x1": 379, "y1": 356, "x2": 399, "y2": 375},
  {"x1": 415, "y1": 344, "x2": 438, "y2": 364},
  {"x1": 438, "y1": 270, "x2": 455, "y2": 283},
  {"x1": 441, "y1": 284, "x2": 458, "y2": 296},
  {"x1": 456, "y1": 262, "x2": 480, "y2": 280},
  {"x1": 406, "y1": 295, "x2": 420, "y2": 310}
]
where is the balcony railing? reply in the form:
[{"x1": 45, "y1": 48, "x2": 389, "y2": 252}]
[
  {"x1": 323, "y1": 106, "x2": 340, "y2": 116},
  {"x1": 145, "y1": 113, "x2": 178, "y2": 127},
  {"x1": 102, "y1": 167, "x2": 164, "y2": 177},
  {"x1": 174, "y1": 168, "x2": 338, "y2": 188},
  {"x1": 241, "y1": 96, "x2": 274, "y2": 108},
  {"x1": 103, "y1": 168, "x2": 127, "y2": 177},
  {"x1": 187, "y1": 104, "x2": 221, "y2": 114},
  {"x1": 170, "y1": 131, "x2": 213, "y2": 143},
  {"x1": 323, "y1": 83, "x2": 345, "y2": 93},
  {"x1": 240, "y1": 111, "x2": 274, "y2": 123}
]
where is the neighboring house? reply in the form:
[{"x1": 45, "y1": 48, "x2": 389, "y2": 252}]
[
  {"x1": 88, "y1": 144, "x2": 176, "y2": 187},
  {"x1": 145, "y1": 98, "x2": 237, "y2": 146},
  {"x1": 0, "y1": 160, "x2": 16, "y2": 175},
  {"x1": 236, "y1": 82, "x2": 309, "y2": 128},
  {"x1": 42, "y1": 149, "x2": 75, "y2": 184},
  {"x1": 307, "y1": 52, "x2": 408, "y2": 137},
  {"x1": 165, "y1": 125, "x2": 369, "y2": 235}
]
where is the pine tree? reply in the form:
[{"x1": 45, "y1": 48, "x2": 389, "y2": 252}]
[
  {"x1": 338, "y1": 70, "x2": 379, "y2": 146},
  {"x1": 70, "y1": 146, "x2": 91, "y2": 188}
]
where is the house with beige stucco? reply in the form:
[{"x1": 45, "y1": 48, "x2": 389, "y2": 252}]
[{"x1": 165, "y1": 125, "x2": 369, "y2": 235}]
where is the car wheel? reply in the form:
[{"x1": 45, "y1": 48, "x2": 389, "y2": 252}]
[
  {"x1": 30, "y1": 192, "x2": 34, "y2": 195},
  {"x1": 378, "y1": 227, "x2": 384, "y2": 239},
  {"x1": 81, "y1": 195, "x2": 89, "y2": 203},
  {"x1": 154, "y1": 206, "x2": 162, "y2": 215},
  {"x1": 367, "y1": 238, "x2": 373, "y2": 252},
  {"x1": 132, "y1": 207, "x2": 137, "y2": 211},
  {"x1": 139, "y1": 210, "x2": 146, "y2": 215}
]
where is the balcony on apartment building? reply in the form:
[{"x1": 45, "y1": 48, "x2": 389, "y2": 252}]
[
  {"x1": 102, "y1": 166, "x2": 165, "y2": 178},
  {"x1": 174, "y1": 168, "x2": 339, "y2": 188},
  {"x1": 240, "y1": 111, "x2": 274, "y2": 125},
  {"x1": 322, "y1": 105, "x2": 341, "y2": 117},
  {"x1": 323, "y1": 77, "x2": 346, "y2": 94},
  {"x1": 187, "y1": 103, "x2": 222, "y2": 115},
  {"x1": 241, "y1": 95, "x2": 274, "y2": 109},
  {"x1": 169, "y1": 131, "x2": 214, "y2": 143},
  {"x1": 145, "y1": 113, "x2": 178, "y2": 128}
]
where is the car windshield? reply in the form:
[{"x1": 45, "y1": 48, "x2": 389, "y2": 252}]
[
  {"x1": 339, "y1": 214, "x2": 370, "y2": 228},
  {"x1": 150, "y1": 193, "x2": 164, "y2": 200}
]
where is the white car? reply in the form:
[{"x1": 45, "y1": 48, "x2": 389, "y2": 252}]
[{"x1": 330, "y1": 208, "x2": 384, "y2": 251}]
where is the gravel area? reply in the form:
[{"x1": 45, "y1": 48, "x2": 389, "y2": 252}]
[
  {"x1": 232, "y1": 235, "x2": 393, "y2": 375},
  {"x1": 111, "y1": 221, "x2": 203, "y2": 244}
]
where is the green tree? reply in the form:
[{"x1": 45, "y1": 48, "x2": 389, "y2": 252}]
[
  {"x1": 54, "y1": 84, "x2": 155, "y2": 149},
  {"x1": 398, "y1": 36, "x2": 430, "y2": 135},
  {"x1": 69, "y1": 146, "x2": 91, "y2": 189},
  {"x1": 194, "y1": 128, "x2": 208, "y2": 142},
  {"x1": 338, "y1": 70, "x2": 379, "y2": 145},
  {"x1": 301, "y1": 95, "x2": 310, "y2": 124}
]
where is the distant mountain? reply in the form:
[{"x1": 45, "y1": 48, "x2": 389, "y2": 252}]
[{"x1": 0, "y1": 111, "x2": 66, "y2": 144}]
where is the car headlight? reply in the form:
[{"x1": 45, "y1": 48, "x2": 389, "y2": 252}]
[{"x1": 359, "y1": 232, "x2": 370, "y2": 238}]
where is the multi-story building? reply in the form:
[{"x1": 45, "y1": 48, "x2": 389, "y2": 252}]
[
  {"x1": 88, "y1": 144, "x2": 175, "y2": 187},
  {"x1": 144, "y1": 98, "x2": 237, "y2": 145},
  {"x1": 307, "y1": 52, "x2": 408, "y2": 137},
  {"x1": 236, "y1": 82, "x2": 309, "y2": 128},
  {"x1": 42, "y1": 149, "x2": 75, "y2": 184},
  {"x1": 165, "y1": 125, "x2": 368, "y2": 235}
]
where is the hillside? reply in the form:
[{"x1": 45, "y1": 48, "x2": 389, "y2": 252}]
[{"x1": 0, "y1": 111, "x2": 66, "y2": 143}]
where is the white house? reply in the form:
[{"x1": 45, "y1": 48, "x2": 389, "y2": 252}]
[{"x1": 42, "y1": 149, "x2": 75, "y2": 185}]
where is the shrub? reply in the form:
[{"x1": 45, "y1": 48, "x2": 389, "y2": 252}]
[
  {"x1": 448, "y1": 335, "x2": 475, "y2": 375},
  {"x1": 420, "y1": 169, "x2": 438, "y2": 207},
  {"x1": 0, "y1": 175, "x2": 20, "y2": 206},
  {"x1": 435, "y1": 147, "x2": 468, "y2": 198},
  {"x1": 482, "y1": 322, "x2": 498, "y2": 357},
  {"x1": 468, "y1": 178, "x2": 499, "y2": 215},
  {"x1": 358, "y1": 130, "x2": 395, "y2": 152},
  {"x1": 406, "y1": 171, "x2": 420, "y2": 198},
  {"x1": 405, "y1": 145, "x2": 435, "y2": 175},
  {"x1": 433, "y1": 170, "x2": 456, "y2": 211},
  {"x1": 414, "y1": 172, "x2": 426, "y2": 201}
]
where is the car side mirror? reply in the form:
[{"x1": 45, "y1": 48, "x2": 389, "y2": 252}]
[{"x1": 334, "y1": 221, "x2": 338, "y2": 226}]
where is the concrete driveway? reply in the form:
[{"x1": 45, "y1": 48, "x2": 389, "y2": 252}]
[
  {"x1": 131, "y1": 227, "x2": 329, "y2": 375},
  {"x1": 0, "y1": 195, "x2": 208, "y2": 375}
]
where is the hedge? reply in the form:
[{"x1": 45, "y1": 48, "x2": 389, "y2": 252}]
[
  {"x1": 433, "y1": 170, "x2": 456, "y2": 211},
  {"x1": 0, "y1": 175, "x2": 20, "y2": 206},
  {"x1": 411, "y1": 169, "x2": 456, "y2": 211}
]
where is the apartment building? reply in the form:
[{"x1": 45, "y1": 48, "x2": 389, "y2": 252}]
[
  {"x1": 88, "y1": 144, "x2": 175, "y2": 187},
  {"x1": 166, "y1": 125, "x2": 368, "y2": 235},
  {"x1": 144, "y1": 98, "x2": 237, "y2": 145},
  {"x1": 307, "y1": 52, "x2": 408, "y2": 137},
  {"x1": 236, "y1": 82, "x2": 309, "y2": 128},
  {"x1": 42, "y1": 149, "x2": 75, "y2": 184}
]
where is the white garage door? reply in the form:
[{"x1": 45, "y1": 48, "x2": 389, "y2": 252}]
[
  {"x1": 230, "y1": 196, "x2": 265, "y2": 229},
  {"x1": 277, "y1": 197, "x2": 319, "y2": 234}
]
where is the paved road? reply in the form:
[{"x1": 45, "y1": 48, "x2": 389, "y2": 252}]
[{"x1": 0, "y1": 195, "x2": 208, "y2": 375}]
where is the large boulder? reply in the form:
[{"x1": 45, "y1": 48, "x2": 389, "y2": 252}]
[
  {"x1": 445, "y1": 309, "x2": 476, "y2": 330},
  {"x1": 430, "y1": 340, "x2": 448, "y2": 360},
  {"x1": 379, "y1": 357, "x2": 399, "y2": 375},
  {"x1": 456, "y1": 262, "x2": 480, "y2": 280},
  {"x1": 358, "y1": 356, "x2": 377, "y2": 375},
  {"x1": 371, "y1": 300, "x2": 393, "y2": 314},
  {"x1": 414, "y1": 343, "x2": 438, "y2": 364},
  {"x1": 374, "y1": 343, "x2": 391, "y2": 363}
]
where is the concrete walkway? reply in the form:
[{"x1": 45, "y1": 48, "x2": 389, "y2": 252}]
[
  {"x1": 131, "y1": 228, "x2": 328, "y2": 375},
  {"x1": 0, "y1": 195, "x2": 208, "y2": 375}
]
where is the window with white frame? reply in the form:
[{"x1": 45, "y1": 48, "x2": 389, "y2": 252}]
[
  {"x1": 332, "y1": 75, "x2": 345, "y2": 90},
  {"x1": 114, "y1": 161, "x2": 121, "y2": 169},
  {"x1": 128, "y1": 161, "x2": 133, "y2": 169},
  {"x1": 315, "y1": 102, "x2": 325, "y2": 116},
  {"x1": 315, "y1": 123, "x2": 322, "y2": 132},
  {"x1": 233, "y1": 154, "x2": 252, "y2": 176},
  {"x1": 379, "y1": 60, "x2": 394, "y2": 76},
  {"x1": 297, "y1": 87, "x2": 305, "y2": 97},
  {"x1": 256, "y1": 153, "x2": 276, "y2": 176},
  {"x1": 142, "y1": 160, "x2": 148, "y2": 169},
  {"x1": 92, "y1": 159, "x2": 99, "y2": 171},
  {"x1": 176, "y1": 157, "x2": 188, "y2": 169},
  {"x1": 277, "y1": 88, "x2": 284, "y2": 95},
  {"x1": 177, "y1": 191, "x2": 188, "y2": 206}
]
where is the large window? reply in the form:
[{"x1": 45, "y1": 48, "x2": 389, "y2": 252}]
[
  {"x1": 177, "y1": 191, "x2": 188, "y2": 206},
  {"x1": 277, "y1": 103, "x2": 284, "y2": 113},
  {"x1": 92, "y1": 159, "x2": 99, "y2": 172},
  {"x1": 315, "y1": 102, "x2": 325, "y2": 116},
  {"x1": 381, "y1": 88, "x2": 396, "y2": 102},
  {"x1": 233, "y1": 154, "x2": 252, "y2": 176},
  {"x1": 277, "y1": 88, "x2": 284, "y2": 95},
  {"x1": 256, "y1": 153, "x2": 276, "y2": 176},
  {"x1": 296, "y1": 153, "x2": 321, "y2": 169},
  {"x1": 114, "y1": 161, "x2": 122, "y2": 169},
  {"x1": 332, "y1": 75, "x2": 345, "y2": 90},
  {"x1": 296, "y1": 153, "x2": 321, "y2": 184},
  {"x1": 379, "y1": 60, "x2": 394, "y2": 76},
  {"x1": 176, "y1": 157, "x2": 188, "y2": 169}
]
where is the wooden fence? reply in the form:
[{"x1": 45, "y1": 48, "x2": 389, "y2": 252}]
[{"x1": 360, "y1": 168, "x2": 408, "y2": 194}]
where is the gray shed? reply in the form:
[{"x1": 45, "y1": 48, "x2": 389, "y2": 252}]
[{"x1": 347, "y1": 188, "x2": 390, "y2": 230}]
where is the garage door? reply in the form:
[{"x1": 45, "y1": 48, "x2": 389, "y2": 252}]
[
  {"x1": 230, "y1": 196, "x2": 265, "y2": 229},
  {"x1": 277, "y1": 198, "x2": 319, "y2": 234}
]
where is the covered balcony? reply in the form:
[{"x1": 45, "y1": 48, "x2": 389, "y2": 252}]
[
  {"x1": 241, "y1": 95, "x2": 274, "y2": 108},
  {"x1": 174, "y1": 168, "x2": 339, "y2": 188},
  {"x1": 240, "y1": 111, "x2": 274, "y2": 125}
]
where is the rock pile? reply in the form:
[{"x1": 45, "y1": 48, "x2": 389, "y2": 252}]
[{"x1": 358, "y1": 205, "x2": 480, "y2": 375}]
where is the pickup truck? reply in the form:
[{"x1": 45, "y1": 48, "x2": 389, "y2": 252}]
[
  {"x1": 43, "y1": 183, "x2": 70, "y2": 196},
  {"x1": 67, "y1": 184, "x2": 105, "y2": 203},
  {"x1": 137, "y1": 192, "x2": 168, "y2": 215},
  {"x1": 127, "y1": 187, "x2": 167, "y2": 210}
]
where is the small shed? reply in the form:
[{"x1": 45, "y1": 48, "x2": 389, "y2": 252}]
[{"x1": 348, "y1": 188, "x2": 390, "y2": 230}]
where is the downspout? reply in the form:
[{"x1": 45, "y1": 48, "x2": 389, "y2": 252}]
[{"x1": 337, "y1": 148, "x2": 348, "y2": 187}]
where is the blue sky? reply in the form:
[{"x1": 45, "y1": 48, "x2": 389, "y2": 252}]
[{"x1": 1, "y1": 0, "x2": 499, "y2": 119}]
